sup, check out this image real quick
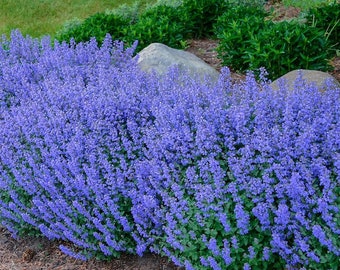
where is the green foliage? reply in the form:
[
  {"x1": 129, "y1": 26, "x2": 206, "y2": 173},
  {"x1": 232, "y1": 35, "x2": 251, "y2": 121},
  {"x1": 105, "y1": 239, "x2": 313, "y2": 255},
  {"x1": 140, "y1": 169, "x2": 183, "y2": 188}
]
[
  {"x1": 122, "y1": 4, "x2": 188, "y2": 51},
  {"x1": 216, "y1": 5, "x2": 333, "y2": 80},
  {"x1": 106, "y1": 0, "x2": 146, "y2": 24},
  {"x1": 306, "y1": 1, "x2": 340, "y2": 51},
  {"x1": 56, "y1": 3, "x2": 189, "y2": 51},
  {"x1": 178, "y1": 0, "x2": 230, "y2": 38},
  {"x1": 249, "y1": 21, "x2": 332, "y2": 79},
  {"x1": 55, "y1": 13, "x2": 130, "y2": 45},
  {"x1": 214, "y1": 3, "x2": 269, "y2": 37},
  {"x1": 215, "y1": 5, "x2": 269, "y2": 72}
]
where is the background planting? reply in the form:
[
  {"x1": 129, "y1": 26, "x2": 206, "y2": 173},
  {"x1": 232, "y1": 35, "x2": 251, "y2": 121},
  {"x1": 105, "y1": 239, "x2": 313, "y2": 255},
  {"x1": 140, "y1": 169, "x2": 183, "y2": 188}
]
[
  {"x1": 215, "y1": 2, "x2": 335, "y2": 79},
  {"x1": 305, "y1": 2, "x2": 340, "y2": 52},
  {"x1": 51, "y1": 0, "x2": 339, "y2": 79},
  {"x1": 0, "y1": 31, "x2": 339, "y2": 269}
]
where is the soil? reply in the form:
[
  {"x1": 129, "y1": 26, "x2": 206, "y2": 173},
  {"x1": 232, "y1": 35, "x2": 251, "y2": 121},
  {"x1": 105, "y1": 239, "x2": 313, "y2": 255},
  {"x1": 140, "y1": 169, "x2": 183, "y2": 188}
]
[
  {"x1": 0, "y1": 226, "x2": 183, "y2": 270},
  {"x1": 0, "y1": 2, "x2": 339, "y2": 270}
]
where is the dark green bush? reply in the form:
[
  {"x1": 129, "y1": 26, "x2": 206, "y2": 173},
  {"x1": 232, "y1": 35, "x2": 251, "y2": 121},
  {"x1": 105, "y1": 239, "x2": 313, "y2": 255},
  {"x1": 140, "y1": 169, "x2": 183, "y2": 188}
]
[
  {"x1": 55, "y1": 0, "x2": 269, "y2": 53},
  {"x1": 56, "y1": 4, "x2": 190, "y2": 52},
  {"x1": 250, "y1": 21, "x2": 332, "y2": 79},
  {"x1": 178, "y1": 0, "x2": 230, "y2": 38},
  {"x1": 306, "y1": 1, "x2": 340, "y2": 52},
  {"x1": 215, "y1": 5, "x2": 269, "y2": 72},
  {"x1": 216, "y1": 5, "x2": 333, "y2": 80},
  {"x1": 55, "y1": 13, "x2": 130, "y2": 45},
  {"x1": 122, "y1": 5, "x2": 188, "y2": 51}
]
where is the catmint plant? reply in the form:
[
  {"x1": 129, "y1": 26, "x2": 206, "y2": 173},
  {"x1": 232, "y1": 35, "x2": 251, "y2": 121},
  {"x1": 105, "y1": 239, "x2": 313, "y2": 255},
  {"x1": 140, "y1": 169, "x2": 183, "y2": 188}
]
[
  {"x1": 0, "y1": 30, "x2": 339, "y2": 270},
  {"x1": 0, "y1": 30, "x2": 152, "y2": 259},
  {"x1": 135, "y1": 69, "x2": 340, "y2": 269}
]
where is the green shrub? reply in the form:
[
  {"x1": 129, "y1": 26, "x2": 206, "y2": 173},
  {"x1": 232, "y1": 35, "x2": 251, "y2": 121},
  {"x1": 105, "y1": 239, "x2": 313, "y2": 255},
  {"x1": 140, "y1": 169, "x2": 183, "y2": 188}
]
[
  {"x1": 216, "y1": 5, "x2": 333, "y2": 80},
  {"x1": 215, "y1": 5, "x2": 269, "y2": 72},
  {"x1": 122, "y1": 5, "x2": 188, "y2": 51},
  {"x1": 306, "y1": 1, "x2": 340, "y2": 52},
  {"x1": 55, "y1": 13, "x2": 130, "y2": 45},
  {"x1": 214, "y1": 3, "x2": 269, "y2": 36},
  {"x1": 56, "y1": 3, "x2": 189, "y2": 52},
  {"x1": 106, "y1": 0, "x2": 146, "y2": 24},
  {"x1": 178, "y1": 0, "x2": 230, "y2": 38},
  {"x1": 250, "y1": 21, "x2": 332, "y2": 79}
]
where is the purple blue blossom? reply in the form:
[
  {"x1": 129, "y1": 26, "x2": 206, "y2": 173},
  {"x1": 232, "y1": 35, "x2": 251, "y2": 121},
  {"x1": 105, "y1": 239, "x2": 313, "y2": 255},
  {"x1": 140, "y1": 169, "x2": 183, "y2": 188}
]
[
  {"x1": 0, "y1": 31, "x2": 339, "y2": 270},
  {"x1": 243, "y1": 263, "x2": 251, "y2": 270},
  {"x1": 235, "y1": 203, "x2": 250, "y2": 234}
]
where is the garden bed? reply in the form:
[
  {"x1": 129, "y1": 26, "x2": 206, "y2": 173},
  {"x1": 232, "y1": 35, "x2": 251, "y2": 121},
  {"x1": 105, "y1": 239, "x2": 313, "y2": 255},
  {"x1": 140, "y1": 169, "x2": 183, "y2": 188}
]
[{"x1": 0, "y1": 1, "x2": 339, "y2": 270}]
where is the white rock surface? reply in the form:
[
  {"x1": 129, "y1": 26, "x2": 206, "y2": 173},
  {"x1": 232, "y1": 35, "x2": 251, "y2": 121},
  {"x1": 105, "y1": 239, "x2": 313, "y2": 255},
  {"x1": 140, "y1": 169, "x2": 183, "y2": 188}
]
[
  {"x1": 270, "y1": 69, "x2": 340, "y2": 92},
  {"x1": 136, "y1": 43, "x2": 219, "y2": 84}
]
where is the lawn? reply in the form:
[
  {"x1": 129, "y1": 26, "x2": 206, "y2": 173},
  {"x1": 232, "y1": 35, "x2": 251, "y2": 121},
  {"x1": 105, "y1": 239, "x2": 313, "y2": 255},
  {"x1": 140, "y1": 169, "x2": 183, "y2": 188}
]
[
  {"x1": 0, "y1": 0, "x2": 154, "y2": 38},
  {"x1": 282, "y1": 0, "x2": 337, "y2": 10}
]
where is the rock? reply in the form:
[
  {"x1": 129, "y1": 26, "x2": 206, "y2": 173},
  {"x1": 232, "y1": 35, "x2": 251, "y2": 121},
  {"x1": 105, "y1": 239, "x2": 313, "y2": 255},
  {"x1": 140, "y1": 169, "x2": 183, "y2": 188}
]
[
  {"x1": 270, "y1": 69, "x2": 340, "y2": 92},
  {"x1": 136, "y1": 43, "x2": 219, "y2": 84}
]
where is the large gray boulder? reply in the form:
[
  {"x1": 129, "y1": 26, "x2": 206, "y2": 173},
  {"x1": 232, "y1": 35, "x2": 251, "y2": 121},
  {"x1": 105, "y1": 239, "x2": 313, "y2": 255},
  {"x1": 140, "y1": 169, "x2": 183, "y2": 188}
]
[
  {"x1": 136, "y1": 43, "x2": 219, "y2": 84},
  {"x1": 270, "y1": 69, "x2": 340, "y2": 92}
]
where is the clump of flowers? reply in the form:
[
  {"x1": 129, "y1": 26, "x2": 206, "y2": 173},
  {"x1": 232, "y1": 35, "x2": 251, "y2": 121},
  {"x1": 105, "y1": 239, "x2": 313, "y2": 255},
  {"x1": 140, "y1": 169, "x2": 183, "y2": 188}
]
[
  {"x1": 135, "y1": 69, "x2": 340, "y2": 269},
  {"x1": 0, "y1": 31, "x2": 339, "y2": 269},
  {"x1": 0, "y1": 30, "x2": 152, "y2": 259}
]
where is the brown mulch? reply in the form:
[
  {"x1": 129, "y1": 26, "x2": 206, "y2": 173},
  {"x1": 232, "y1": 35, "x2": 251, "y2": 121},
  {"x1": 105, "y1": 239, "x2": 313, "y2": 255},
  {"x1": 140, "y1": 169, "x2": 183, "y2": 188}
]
[
  {"x1": 0, "y1": 226, "x2": 183, "y2": 270},
  {"x1": 1, "y1": 2, "x2": 340, "y2": 270},
  {"x1": 330, "y1": 56, "x2": 340, "y2": 82}
]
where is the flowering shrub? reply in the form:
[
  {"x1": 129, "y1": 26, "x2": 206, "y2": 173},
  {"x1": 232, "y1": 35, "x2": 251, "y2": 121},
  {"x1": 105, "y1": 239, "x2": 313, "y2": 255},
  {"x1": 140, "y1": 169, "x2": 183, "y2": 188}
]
[
  {"x1": 134, "y1": 69, "x2": 340, "y2": 269},
  {"x1": 0, "y1": 31, "x2": 339, "y2": 269},
  {"x1": 0, "y1": 31, "x2": 152, "y2": 259}
]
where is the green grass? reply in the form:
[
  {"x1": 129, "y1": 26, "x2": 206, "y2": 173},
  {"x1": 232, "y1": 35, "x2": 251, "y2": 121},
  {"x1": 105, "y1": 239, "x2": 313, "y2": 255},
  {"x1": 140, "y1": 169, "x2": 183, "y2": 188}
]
[
  {"x1": 282, "y1": 0, "x2": 338, "y2": 10},
  {"x1": 0, "y1": 0, "x2": 154, "y2": 38}
]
